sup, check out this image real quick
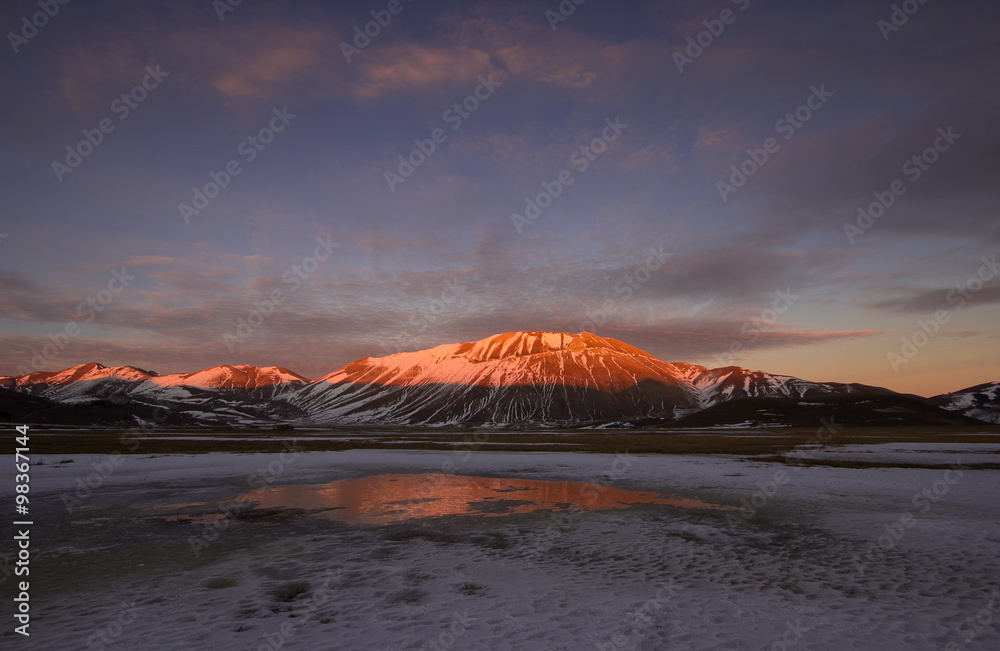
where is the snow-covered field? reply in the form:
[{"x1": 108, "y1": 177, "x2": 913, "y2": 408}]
[{"x1": 4, "y1": 446, "x2": 1000, "y2": 650}]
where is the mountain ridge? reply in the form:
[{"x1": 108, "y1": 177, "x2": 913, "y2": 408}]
[{"x1": 1, "y1": 331, "x2": 996, "y2": 427}]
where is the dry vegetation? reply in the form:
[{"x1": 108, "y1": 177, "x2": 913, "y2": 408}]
[{"x1": 28, "y1": 425, "x2": 1000, "y2": 465}]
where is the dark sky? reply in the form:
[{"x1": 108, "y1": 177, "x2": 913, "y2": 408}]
[{"x1": 1, "y1": 0, "x2": 997, "y2": 396}]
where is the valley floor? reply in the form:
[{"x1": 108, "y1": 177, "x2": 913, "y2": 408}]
[{"x1": 3, "y1": 442, "x2": 1000, "y2": 650}]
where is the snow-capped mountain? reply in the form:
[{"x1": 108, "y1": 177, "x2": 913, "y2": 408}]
[
  {"x1": 689, "y1": 366, "x2": 890, "y2": 406},
  {"x1": 1, "y1": 332, "x2": 994, "y2": 427},
  {"x1": 4, "y1": 362, "x2": 154, "y2": 386},
  {"x1": 288, "y1": 332, "x2": 891, "y2": 425},
  {"x1": 9, "y1": 362, "x2": 306, "y2": 402},
  {"x1": 291, "y1": 331, "x2": 701, "y2": 424},
  {"x1": 2, "y1": 362, "x2": 310, "y2": 425},
  {"x1": 7, "y1": 363, "x2": 157, "y2": 400},
  {"x1": 929, "y1": 382, "x2": 1000, "y2": 424},
  {"x1": 150, "y1": 364, "x2": 307, "y2": 390}
]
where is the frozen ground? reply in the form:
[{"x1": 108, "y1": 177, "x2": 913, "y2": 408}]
[
  {"x1": 3, "y1": 445, "x2": 999, "y2": 650},
  {"x1": 776, "y1": 441, "x2": 1000, "y2": 466}
]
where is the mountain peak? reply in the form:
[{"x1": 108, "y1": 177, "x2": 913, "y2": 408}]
[
  {"x1": 452, "y1": 331, "x2": 642, "y2": 363},
  {"x1": 44, "y1": 363, "x2": 156, "y2": 385},
  {"x1": 151, "y1": 364, "x2": 309, "y2": 389},
  {"x1": 320, "y1": 330, "x2": 688, "y2": 392}
]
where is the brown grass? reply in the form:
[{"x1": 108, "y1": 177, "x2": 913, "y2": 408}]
[{"x1": 26, "y1": 425, "x2": 1000, "y2": 457}]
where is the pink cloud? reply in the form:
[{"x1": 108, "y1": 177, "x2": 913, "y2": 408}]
[
  {"x1": 210, "y1": 33, "x2": 328, "y2": 99},
  {"x1": 352, "y1": 44, "x2": 495, "y2": 98},
  {"x1": 618, "y1": 142, "x2": 679, "y2": 173},
  {"x1": 694, "y1": 124, "x2": 740, "y2": 151},
  {"x1": 56, "y1": 41, "x2": 155, "y2": 112}
]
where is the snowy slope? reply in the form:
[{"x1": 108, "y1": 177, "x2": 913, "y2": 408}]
[
  {"x1": 8, "y1": 363, "x2": 307, "y2": 401},
  {"x1": 312, "y1": 332, "x2": 698, "y2": 391},
  {"x1": 929, "y1": 382, "x2": 1000, "y2": 424},
  {"x1": 3, "y1": 362, "x2": 310, "y2": 423},
  {"x1": 148, "y1": 364, "x2": 308, "y2": 390},
  {"x1": 289, "y1": 332, "x2": 865, "y2": 425},
  {"x1": 688, "y1": 366, "x2": 886, "y2": 405},
  {"x1": 292, "y1": 332, "x2": 700, "y2": 424},
  {"x1": 8, "y1": 363, "x2": 156, "y2": 401}
]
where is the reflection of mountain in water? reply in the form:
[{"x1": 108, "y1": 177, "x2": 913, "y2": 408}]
[{"x1": 236, "y1": 473, "x2": 737, "y2": 525}]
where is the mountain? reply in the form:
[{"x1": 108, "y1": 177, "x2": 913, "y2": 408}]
[
  {"x1": 8, "y1": 362, "x2": 306, "y2": 399},
  {"x1": 1, "y1": 332, "x2": 995, "y2": 427},
  {"x1": 150, "y1": 364, "x2": 308, "y2": 390},
  {"x1": 928, "y1": 382, "x2": 1000, "y2": 424},
  {"x1": 291, "y1": 331, "x2": 700, "y2": 424},
  {"x1": 2, "y1": 362, "x2": 309, "y2": 425},
  {"x1": 289, "y1": 331, "x2": 889, "y2": 425},
  {"x1": 687, "y1": 365, "x2": 896, "y2": 406},
  {"x1": 3, "y1": 362, "x2": 154, "y2": 390},
  {"x1": 670, "y1": 393, "x2": 987, "y2": 428},
  {"x1": 0, "y1": 389, "x2": 224, "y2": 428},
  {"x1": 5, "y1": 363, "x2": 155, "y2": 400}
]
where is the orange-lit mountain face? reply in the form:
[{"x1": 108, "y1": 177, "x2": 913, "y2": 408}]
[
  {"x1": 1, "y1": 332, "x2": 994, "y2": 426},
  {"x1": 148, "y1": 364, "x2": 308, "y2": 389},
  {"x1": 1, "y1": 362, "x2": 305, "y2": 393},
  {"x1": 317, "y1": 331, "x2": 700, "y2": 391},
  {"x1": 291, "y1": 331, "x2": 880, "y2": 424}
]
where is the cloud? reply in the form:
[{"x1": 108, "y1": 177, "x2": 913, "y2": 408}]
[
  {"x1": 596, "y1": 325, "x2": 884, "y2": 365},
  {"x1": 123, "y1": 256, "x2": 181, "y2": 267},
  {"x1": 868, "y1": 286, "x2": 1000, "y2": 314},
  {"x1": 352, "y1": 44, "x2": 496, "y2": 98},
  {"x1": 169, "y1": 21, "x2": 341, "y2": 107},
  {"x1": 618, "y1": 142, "x2": 679, "y2": 173},
  {"x1": 56, "y1": 40, "x2": 151, "y2": 111}
]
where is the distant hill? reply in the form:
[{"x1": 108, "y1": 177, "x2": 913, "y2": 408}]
[{"x1": 928, "y1": 382, "x2": 1000, "y2": 424}]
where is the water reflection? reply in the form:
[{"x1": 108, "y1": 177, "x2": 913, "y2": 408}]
[{"x1": 243, "y1": 473, "x2": 735, "y2": 525}]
